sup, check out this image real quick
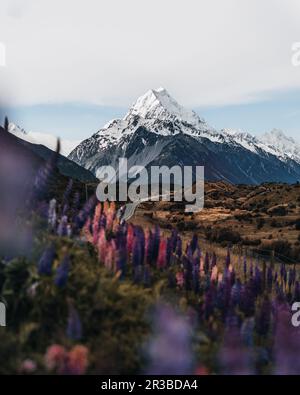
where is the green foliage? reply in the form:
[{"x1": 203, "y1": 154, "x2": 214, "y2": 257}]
[{"x1": 0, "y1": 236, "x2": 157, "y2": 374}]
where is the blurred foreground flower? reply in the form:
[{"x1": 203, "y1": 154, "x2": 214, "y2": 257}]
[
  {"x1": 145, "y1": 305, "x2": 194, "y2": 374},
  {"x1": 45, "y1": 344, "x2": 88, "y2": 375},
  {"x1": 54, "y1": 254, "x2": 70, "y2": 287},
  {"x1": 68, "y1": 345, "x2": 89, "y2": 375},
  {"x1": 20, "y1": 359, "x2": 37, "y2": 374},
  {"x1": 274, "y1": 303, "x2": 300, "y2": 374}
]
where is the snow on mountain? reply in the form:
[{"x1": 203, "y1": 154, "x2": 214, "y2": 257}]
[
  {"x1": 77, "y1": 88, "x2": 297, "y2": 161},
  {"x1": 69, "y1": 88, "x2": 300, "y2": 184},
  {"x1": 261, "y1": 129, "x2": 300, "y2": 164},
  {"x1": 73, "y1": 88, "x2": 218, "y2": 155},
  {"x1": 8, "y1": 123, "x2": 81, "y2": 157},
  {"x1": 126, "y1": 87, "x2": 208, "y2": 129}
]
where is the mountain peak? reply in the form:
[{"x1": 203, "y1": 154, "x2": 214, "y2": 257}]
[{"x1": 125, "y1": 87, "x2": 203, "y2": 127}]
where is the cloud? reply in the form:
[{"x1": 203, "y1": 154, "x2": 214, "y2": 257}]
[{"x1": 0, "y1": 0, "x2": 300, "y2": 107}]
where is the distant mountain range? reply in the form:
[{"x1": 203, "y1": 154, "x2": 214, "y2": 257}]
[
  {"x1": 8, "y1": 123, "x2": 81, "y2": 157},
  {"x1": 2, "y1": 125, "x2": 96, "y2": 183},
  {"x1": 68, "y1": 88, "x2": 300, "y2": 184}
]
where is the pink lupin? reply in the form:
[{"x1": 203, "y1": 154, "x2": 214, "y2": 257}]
[
  {"x1": 127, "y1": 224, "x2": 134, "y2": 255},
  {"x1": 104, "y1": 241, "x2": 116, "y2": 271},
  {"x1": 92, "y1": 203, "x2": 102, "y2": 245},
  {"x1": 83, "y1": 218, "x2": 93, "y2": 243},
  {"x1": 211, "y1": 266, "x2": 218, "y2": 282},
  {"x1": 97, "y1": 228, "x2": 107, "y2": 263},
  {"x1": 157, "y1": 238, "x2": 167, "y2": 268}
]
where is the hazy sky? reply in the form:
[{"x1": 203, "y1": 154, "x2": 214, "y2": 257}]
[{"x1": 1, "y1": 0, "x2": 300, "y2": 140}]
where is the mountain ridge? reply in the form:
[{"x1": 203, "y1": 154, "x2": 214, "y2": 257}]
[{"x1": 68, "y1": 88, "x2": 300, "y2": 184}]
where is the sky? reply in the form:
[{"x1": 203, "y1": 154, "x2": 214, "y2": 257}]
[{"x1": 0, "y1": 0, "x2": 300, "y2": 141}]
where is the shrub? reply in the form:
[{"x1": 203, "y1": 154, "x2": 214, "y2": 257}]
[
  {"x1": 205, "y1": 227, "x2": 241, "y2": 245},
  {"x1": 256, "y1": 218, "x2": 265, "y2": 230}
]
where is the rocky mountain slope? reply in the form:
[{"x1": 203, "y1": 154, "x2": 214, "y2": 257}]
[{"x1": 69, "y1": 88, "x2": 300, "y2": 184}]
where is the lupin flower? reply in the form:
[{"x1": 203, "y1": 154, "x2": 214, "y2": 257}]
[
  {"x1": 92, "y1": 203, "x2": 102, "y2": 245},
  {"x1": 183, "y1": 255, "x2": 193, "y2": 291},
  {"x1": 37, "y1": 244, "x2": 55, "y2": 275},
  {"x1": 106, "y1": 202, "x2": 116, "y2": 231},
  {"x1": 45, "y1": 344, "x2": 68, "y2": 374},
  {"x1": 74, "y1": 195, "x2": 97, "y2": 231},
  {"x1": 240, "y1": 283, "x2": 255, "y2": 317},
  {"x1": 62, "y1": 179, "x2": 73, "y2": 206},
  {"x1": 146, "y1": 305, "x2": 194, "y2": 375},
  {"x1": 67, "y1": 345, "x2": 89, "y2": 375},
  {"x1": 104, "y1": 241, "x2": 116, "y2": 271},
  {"x1": 97, "y1": 228, "x2": 107, "y2": 263},
  {"x1": 204, "y1": 286, "x2": 216, "y2": 319},
  {"x1": 211, "y1": 266, "x2": 218, "y2": 282},
  {"x1": 219, "y1": 313, "x2": 253, "y2": 375},
  {"x1": 240, "y1": 317, "x2": 255, "y2": 347},
  {"x1": 176, "y1": 272, "x2": 184, "y2": 288},
  {"x1": 57, "y1": 215, "x2": 68, "y2": 237},
  {"x1": 255, "y1": 295, "x2": 271, "y2": 336},
  {"x1": 190, "y1": 234, "x2": 198, "y2": 254},
  {"x1": 231, "y1": 279, "x2": 242, "y2": 307},
  {"x1": 132, "y1": 232, "x2": 143, "y2": 267},
  {"x1": 166, "y1": 237, "x2": 172, "y2": 266},
  {"x1": 48, "y1": 198, "x2": 57, "y2": 230},
  {"x1": 243, "y1": 257, "x2": 247, "y2": 278},
  {"x1": 254, "y1": 266, "x2": 262, "y2": 295},
  {"x1": 126, "y1": 224, "x2": 135, "y2": 255},
  {"x1": 176, "y1": 236, "x2": 182, "y2": 258},
  {"x1": 157, "y1": 239, "x2": 167, "y2": 268},
  {"x1": 20, "y1": 359, "x2": 37, "y2": 374},
  {"x1": 145, "y1": 229, "x2": 153, "y2": 265},
  {"x1": 170, "y1": 229, "x2": 178, "y2": 253},
  {"x1": 54, "y1": 254, "x2": 70, "y2": 287},
  {"x1": 67, "y1": 305, "x2": 82, "y2": 341}
]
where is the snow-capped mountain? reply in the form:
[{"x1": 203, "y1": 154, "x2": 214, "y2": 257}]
[
  {"x1": 8, "y1": 123, "x2": 81, "y2": 157},
  {"x1": 69, "y1": 88, "x2": 300, "y2": 184},
  {"x1": 261, "y1": 129, "x2": 300, "y2": 164}
]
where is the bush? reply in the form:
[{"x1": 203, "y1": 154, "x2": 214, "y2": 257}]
[
  {"x1": 205, "y1": 227, "x2": 241, "y2": 245},
  {"x1": 267, "y1": 205, "x2": 288, "y2": 216},
  {"x1": 295, "y1": 218, "x2": 300, "y2": 231},
  {"x1": 256, "y1": 218, "x2": 265, "y2": 230},
  {"x1": 242, "y1": 238, "x2": 261, "y2": 246}
]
